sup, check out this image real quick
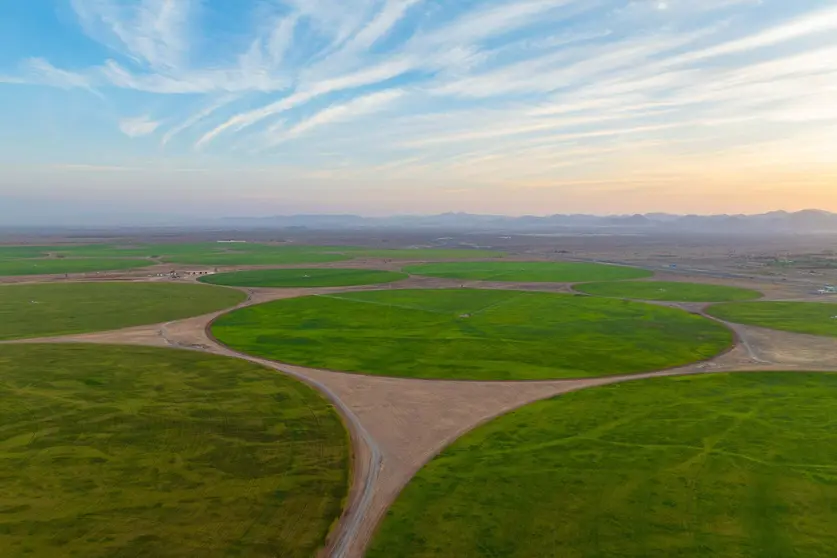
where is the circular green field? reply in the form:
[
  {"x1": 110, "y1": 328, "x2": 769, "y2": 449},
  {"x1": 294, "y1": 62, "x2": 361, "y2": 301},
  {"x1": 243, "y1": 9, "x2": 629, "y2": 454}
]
[
  {"x1": 576, "y1": 281, "x2": 762, "y2": 302},
  {"x1": 211, "y1": 290, "x2": 732, "y2": 380},
  {"x1": 368, "y1": 372, "x2": 837, "y2": 558},
  {"x1": 0, "y1": 282, "x2": 246, "y2": 340},
  {"x1": 199, "y1": 268, "x2": 407, "y2": 288},
  {"x1": 403, "y1": 261, "x2": 652, "y2": 282},
  {"x1": 708, "y1": 301, "x2": 837, "y2": 337},
  {"x1": 0, "y1": 344, "x2": 349, "y2": 558},
  {"x1": 0, "y1": 258, "x2": 154, "y2": 277}
]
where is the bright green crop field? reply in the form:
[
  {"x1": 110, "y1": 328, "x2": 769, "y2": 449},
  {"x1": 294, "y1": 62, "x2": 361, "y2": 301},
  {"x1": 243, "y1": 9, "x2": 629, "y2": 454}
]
[
  {"x1": 403, "y1": 261, "x2": 652, "y2": 282},
  {"x1": 576, "y1": 281, "x2": 762, "y2": 302},
  {"x1": 0, "y1": 243, "x2": 504, "y2": 272},
  {"x1": 369, "y1": 372, "x2": 837, "y2": 558},
  {"x1": 2, "y1": 242, "x2": 242, "y2": 260},
  {"x1": 0, "y1": 344, "x2": 349, "y2": 558},
  {"x1": 52, "y1": 243, "x2": 219, "y2": 258},
  {"x1": 707, "y1": 301, "x2": 837, "y2": 337},
  {"x1": 166, "y1": 247, "x2": 504, "y2": 266},
  {"x1": 0, "y1": 282, "x2": 245, "y2": 340},
  {"x1": 211, "y1": 290, "x2": 732, "y2": 380},
  {"x1": 0, "y1": 258, "x2": 154, "y2": 276},
  {"x1": 200, "y1": 268, "x2": 407, "y2": 288},
  {"x1": 344, "y1": 248, "x2": 505, "y2": 260}
]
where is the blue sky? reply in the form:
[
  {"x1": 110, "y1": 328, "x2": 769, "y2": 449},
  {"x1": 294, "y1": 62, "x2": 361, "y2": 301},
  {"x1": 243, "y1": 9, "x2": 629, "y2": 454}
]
[{"x1": 1, "y1": 0, "x2": 836, "y2": 219}]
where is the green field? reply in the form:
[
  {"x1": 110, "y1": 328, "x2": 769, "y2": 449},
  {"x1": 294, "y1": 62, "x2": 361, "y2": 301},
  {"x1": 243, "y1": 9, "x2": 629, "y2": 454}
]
[
  {"x1": 0, "y1": 282, "x2": 245, "y2": 340},
  {"x1": 404, "y1": 261, "x2": 652, "y2": 282},
  {"x1": 165, "y1": 247, "x2": 503, "y2": 266},
  {"x1": 1, "y1": 242, "x2": 236, "y2": 259},
  {"x1": 368, "y1": 372, "x2": 837, "y2": 558},
  {"x1": 0, "y1": 243, "x2": 506, "y2": 272},
  {"x1": 199, "y1": 268, "x2": 408, "y2": 288},
  {"x1": 344, "y1": 248, "x2": 505, "y2": 260},
  {"x1": 52, "y1": 243, "x2": 220, "y2": 258},
  {"x1": 0, "y1": 243, "x2": 350, "y2": 270},
  {"x1": 66, "y1": 242, "x2": 351, "y2": 266},
  {"x1": 48, "y1": 243, "x2": 503, "y2": 262},
  {"x1": 708, "y1": 301, "x2": 837, "y2": 337},
  {"x1": 0, "y1": 246, "x2": 66, "y2": 258},
  {"x1": 211, "y1": 290, "x2": 732, "y2": 380},
  {"x1": 0, "y1": 344, "x2": 349, "y2": 558},
  {"x1": 0, "y1": 258, "x2": 154, "y2": 276},
  {"x1": 576, "y1": 281, "x2": 763, "y2": 302},
  {"x1": 54, "y1": 242, "x2": 346, "y2": 261}
]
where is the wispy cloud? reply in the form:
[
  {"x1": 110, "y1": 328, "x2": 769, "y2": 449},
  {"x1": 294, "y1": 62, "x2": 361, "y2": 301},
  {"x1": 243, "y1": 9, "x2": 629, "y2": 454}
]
[
  {"x1": 71, "y1": 0, "x2": 195, "y2": 71},
  {"x1": 20, "y1": 58, "x2": 101, "y2": 96},
  {"x1": 1, "y1": 0, "x2": 836, "y2": 214},
  {"x1": 161, "y1": 95, "x2": 238, "y2": 145},
  {"x1": 195, "y1": 56, "x2": 414, "y2": 149},
  {"x1": 417, "y1": 0, "x2": 580, "y2": 47},
  {"x1": 0, "y1": 77, "x2": 24, "y2": 85},
  {"x1": 669, "y1": 4, "x2": 837, "y2": 65},
  {"x1": 270, "y1": 88, "x2": 405, "y2": 144},
  {"x1": 119, "y1": 115, "x2": 161, "y2": 137},
  {"x1": 345, "y1": 0, "x2": 420, "y2": 52}
]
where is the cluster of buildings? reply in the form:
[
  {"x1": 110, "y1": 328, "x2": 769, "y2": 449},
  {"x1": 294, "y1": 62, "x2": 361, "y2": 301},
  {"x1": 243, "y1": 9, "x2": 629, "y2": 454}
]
[{"x1": 155, "y1": 270, "x2": 214, "y2": 280}]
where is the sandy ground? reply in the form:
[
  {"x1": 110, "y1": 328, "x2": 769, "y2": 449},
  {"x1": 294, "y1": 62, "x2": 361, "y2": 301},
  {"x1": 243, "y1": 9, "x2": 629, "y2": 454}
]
[{"x1": 7, "y1": 267, "x2": 837, "y2": 558}]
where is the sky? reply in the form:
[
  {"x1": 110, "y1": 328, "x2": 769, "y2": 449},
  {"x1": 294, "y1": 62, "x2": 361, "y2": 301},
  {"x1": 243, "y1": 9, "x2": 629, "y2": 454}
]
[{"x1": 0, "y1": 0, "x2": 836, "y2": 220}]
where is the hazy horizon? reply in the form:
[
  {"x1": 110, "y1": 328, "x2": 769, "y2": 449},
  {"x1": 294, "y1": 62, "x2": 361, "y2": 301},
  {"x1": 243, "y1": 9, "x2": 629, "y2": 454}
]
[
  {"x1": 3, "y1": 195, "x2": 837, "y2": 228},
  {"x1": 2, "y1": 1, "x2": 836, "y2": 217}
]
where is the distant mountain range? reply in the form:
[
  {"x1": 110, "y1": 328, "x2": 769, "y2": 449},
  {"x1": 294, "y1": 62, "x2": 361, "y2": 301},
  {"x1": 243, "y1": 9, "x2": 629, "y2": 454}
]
[
  {"x1": 3, "y1": 203, "x2": 837, "y2": 233},
  {"x1": 221, "y1": 210, "x2": 837, "y2": 233}
]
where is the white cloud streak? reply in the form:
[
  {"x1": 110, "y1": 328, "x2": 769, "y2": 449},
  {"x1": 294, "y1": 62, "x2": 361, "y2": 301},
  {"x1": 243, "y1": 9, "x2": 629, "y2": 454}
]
[
  {"x1": 119, "y1": 115, "x2": 161, "y2": 137},
  {"x1": 20, "y1": 58, "x2": 102, "y2": 97},
  {"x1": 274, "y1": 88, "x2": 405, "y2": 143},
  {"x1": 161, "y1": 95, "x2": 239, "y2": 146},
  {"x1": 71, "y1": 0, "x2": 195, "y2": 70},
  {"x1": 196, "y1": 56, "x2": 414, "y2": 148},
  {"x1": 2, "y1": 0, "x2": 836, "y2": 203},
  {"x1": 674, "y1": 4, "x2": 837, "y2": 65},
  {"x1": 418, "y1": 0, "x2": 580, "y2": 47},
  {"x1": 342, "y1": 0, "x2": 421, "y2": 54}
]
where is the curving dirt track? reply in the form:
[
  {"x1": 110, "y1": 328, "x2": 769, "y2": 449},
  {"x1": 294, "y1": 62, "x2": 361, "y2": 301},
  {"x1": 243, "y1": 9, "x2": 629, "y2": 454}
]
[{"x1": 6, "y1": 271, "x2": 837, "y2": 557}]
